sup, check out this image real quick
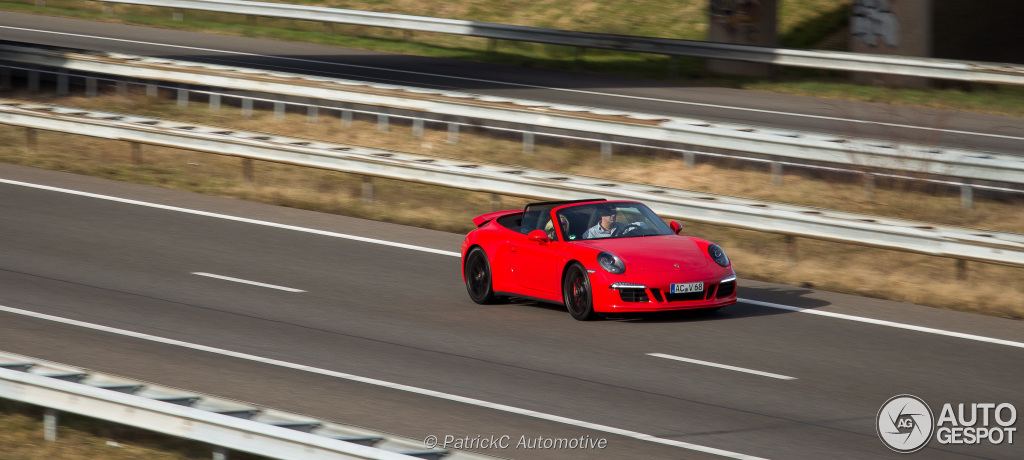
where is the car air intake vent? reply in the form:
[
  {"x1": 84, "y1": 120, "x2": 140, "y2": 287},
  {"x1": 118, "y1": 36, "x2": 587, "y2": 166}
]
[
  {"x1": 665, "y1": 291, "x2": 706, "y2": 302},
  {"x1": 717, "y1": 280, "x2": 736, "y2": 297},
  {"x1": 703, "y1": 283, "x2": 718, "y2": 300},
  {"x1": 649, "y1": 289, "x2": 664, "y2": 302},
  {"x1": 618, "y1": 288, "x2": 649, "y2": 303}
]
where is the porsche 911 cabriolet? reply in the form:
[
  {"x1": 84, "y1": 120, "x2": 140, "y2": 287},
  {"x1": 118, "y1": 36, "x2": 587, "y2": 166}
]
[{"x1": 461, "y1": 199, "x2": 737, "y2": 320}]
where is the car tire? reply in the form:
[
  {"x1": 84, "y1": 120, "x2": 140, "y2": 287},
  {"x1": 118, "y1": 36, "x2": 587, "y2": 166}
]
[
  {"x1": 563, "y1": 263, "x2": 599, "y2": 321},
  {"x1": 465, "y1": 247, "x2": 498, "y2": 304}
]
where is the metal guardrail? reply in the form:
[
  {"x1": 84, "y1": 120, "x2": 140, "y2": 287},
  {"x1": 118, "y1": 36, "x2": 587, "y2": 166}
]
[
  {"x1": 3, "y1": 42, "x2": 1023, "y2": 190},
  {"x1": 0, "y1": 350, "x2": 485, "y2": 460},
  {"x1": 90, "y1": 0, "x2": 1024, "y2": 86},
  {"x1": 2, "y1": 99, "x2": 1023, "y2": 269}
]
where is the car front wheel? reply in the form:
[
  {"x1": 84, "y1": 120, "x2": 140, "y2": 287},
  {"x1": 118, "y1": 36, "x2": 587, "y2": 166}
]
[{"x1": 563, "y1": 263, "x2": 599, "y2": 321}]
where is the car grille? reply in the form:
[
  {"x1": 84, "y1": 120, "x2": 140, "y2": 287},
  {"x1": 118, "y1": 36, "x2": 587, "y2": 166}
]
[
  {"x1": 650, "y1": 284, "x2": 716, "y2": 302},
  {"x1": 717, "y1": 280, "x2": 736, "y2": 297},
  {"x1": 645, "y1": 280, "x2": 733, "y2": 303},
  {"x1": 618, "y1": 288, "x2": 649, "y2": 303}
]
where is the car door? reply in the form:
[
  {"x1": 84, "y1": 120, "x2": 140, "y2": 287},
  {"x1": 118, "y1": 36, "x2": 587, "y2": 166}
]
[
  {"x1": 511, "y1": 236, "x2": 562, "y2": 295},
  {"x1": 510, "y1": 211, "x2": 562, "y2": 296}
]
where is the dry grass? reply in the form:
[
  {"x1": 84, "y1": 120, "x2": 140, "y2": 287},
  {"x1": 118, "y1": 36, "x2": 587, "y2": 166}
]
[
  {"x1": 0, "y1": 401, "x2": 260, "y2": 459},
  {"x1": 1, "y1": 91, "x2": 1022, "y2": 319}
]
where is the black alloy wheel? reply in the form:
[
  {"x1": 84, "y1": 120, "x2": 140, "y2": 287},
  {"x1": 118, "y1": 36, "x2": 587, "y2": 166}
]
[
  {"x1": 465, "y1": 248, "x2": 497, "y2": 304},
  {"x1": 563, "y1": 263, "x2": 599, "y2": 321}
]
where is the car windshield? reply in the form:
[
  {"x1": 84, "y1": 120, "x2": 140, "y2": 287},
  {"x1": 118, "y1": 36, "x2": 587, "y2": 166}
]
[{"x1": 556, "y1": 202, "x2": 674, "y2": 241}]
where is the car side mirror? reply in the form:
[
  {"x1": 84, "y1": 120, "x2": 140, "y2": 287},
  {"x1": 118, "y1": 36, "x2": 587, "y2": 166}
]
[
  {"x1": 670, "y1": 221, "x2": 683, "y2": 234},
  {"x1": 527, "y1": 229, "x2": 551, "y2": 244}
]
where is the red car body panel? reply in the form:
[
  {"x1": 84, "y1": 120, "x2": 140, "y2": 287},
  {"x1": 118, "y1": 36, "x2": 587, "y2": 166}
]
[{"x1": 461, "y1": 200, "x2": 737, "y2": 314}]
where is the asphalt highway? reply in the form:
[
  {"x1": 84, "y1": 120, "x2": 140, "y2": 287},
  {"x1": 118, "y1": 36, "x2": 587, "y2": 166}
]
[
  {"x1": 1, "y1": 12, "x2": 1023, "y2": 157},
  {"x1": 1, "y1": 163, "x2": 1022, "y2": 459}
]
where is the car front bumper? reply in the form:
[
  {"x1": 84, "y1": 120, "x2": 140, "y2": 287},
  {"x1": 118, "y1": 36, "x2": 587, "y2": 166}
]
[{"x1": 589, "y1": 270, "x2": 737, "y2": 313}]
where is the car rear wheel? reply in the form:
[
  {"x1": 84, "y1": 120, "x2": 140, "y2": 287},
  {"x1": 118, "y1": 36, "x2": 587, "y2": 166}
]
[
  {"x1": 465, "y1": 247, "x2": 498, "y2": 304},
  {"x1": 563, "y1": 263, "x2": 599, "y2": 321}
]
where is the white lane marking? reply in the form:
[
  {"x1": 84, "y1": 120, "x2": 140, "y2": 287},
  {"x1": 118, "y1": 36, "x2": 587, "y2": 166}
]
[
  {"x1": 192, "y1": 272, "x2": 305, "y2": 292},
  {"x1": 0, "y1": 178, "x2": 460, "y2": 258},
  {"x1": 5, "y1": 177, "x2": 1022, "y2": 351},
  {"x1": 3, "y1": 25, "x2": 1021, "y2": 143},
  {"x1": 740, "y1": 298, "x2": 1024, "y2": 350},
  {"x1": 0, "y1": 304, "x2": 767, "y2": 460},
  {"x1": 648, "y1": 353, "x2": 796, "y2": 380}
]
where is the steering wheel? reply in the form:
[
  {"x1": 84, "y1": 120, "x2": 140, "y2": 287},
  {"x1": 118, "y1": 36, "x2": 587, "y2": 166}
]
[{"x1": 611, "y1": 223, "x2": 644, "y2": 238}]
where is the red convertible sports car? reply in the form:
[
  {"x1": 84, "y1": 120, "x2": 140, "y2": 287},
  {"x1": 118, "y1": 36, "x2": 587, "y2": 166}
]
[{"x1": 461, "y1": 199, "x2": 737, "y2": 320}]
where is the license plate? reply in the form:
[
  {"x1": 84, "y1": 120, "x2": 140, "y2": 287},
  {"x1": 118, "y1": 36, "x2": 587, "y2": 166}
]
[{"x1": 670, "y1": 282, "x2": 703, "y2": 294}]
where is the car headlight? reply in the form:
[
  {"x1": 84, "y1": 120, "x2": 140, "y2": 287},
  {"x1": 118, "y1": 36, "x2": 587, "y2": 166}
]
[
  {"x1": 707, "y1": 244, "x2": 730, "y2": 267},
  {"x1": 597, "y1": 252, "x2": 626, "y2": 274}
]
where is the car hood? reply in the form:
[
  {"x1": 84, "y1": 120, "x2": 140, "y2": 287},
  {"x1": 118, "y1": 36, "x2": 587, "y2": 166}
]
[{"x1": 574, "y1": 236, "x2": 709, "y2": 271}]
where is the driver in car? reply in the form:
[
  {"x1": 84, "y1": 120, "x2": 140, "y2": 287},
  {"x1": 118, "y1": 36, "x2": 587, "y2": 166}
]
[{"x1": 583, "y1": 205, "x2": 645, "y2": 239}]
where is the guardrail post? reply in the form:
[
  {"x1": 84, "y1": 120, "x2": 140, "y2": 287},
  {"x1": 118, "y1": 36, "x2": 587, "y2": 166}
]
[
  {"x1": 274, "y1": 102, "x2": 285, "y2": 120},
  {"x1": 491, "y1": 194, "x2": 502, "y2": 211},
  {"x1": 600, "y1": 141, "x2": 612, "y2": 161},
  {"x1": 1, "y1": 67, "x2": 10, "y2": 90},
  {"x1": 323, "y1": 23, "x2": 333, "y2": 35},
  {"x1": 412, "y1": 118, "x2": 424, "y2": 138},
  {"x1": 177, "y1": 88, "x2": 189, "y2": 107},
  {"x1": 684, "y1": 151, "x2": 695, "y2": 169},
  {"x1": 668, "y1": 56, "x2": 679, "y2": 79},
  {"x1": 146, "y1": 83, "x2": 158, "y2": 98},
  {"x1": 487, "y1": 39, "x2": 497, "y2": 52},
  {"x1": 340, "y1": 109, "x2": 353, "y2": 127},
  {"x1": 86, "y1": 77, "x2": 98, "y2": 97},
  {"x1": 212, "y1": 446, "x2": 228, "y2": 460},
  {"x1": 43, "y1": 408, "x2": 57, "y2": 441},
  {"x1": 246, "y1": 15, "x2": 257, "y2": 27},
  {"x1": 28, "y1": 70, "x2": 39, "y2": 92},
  {"x1": 173, "y1": 9, "x2": 184, "y2": 21},
  {"x1": 104, "y1": 4, "x2": 114, "y2": 15},
  {"x1": 25, "y1": 128, "x2": 38, "y2": 153},
  {"x1": 447, "y1": 123, "x2": 459, "y2": 143},
  {"x1": 785, "y1": 235, "x2": 798, "y2": 266},
  {"x1": 307, "y1": 105, "x2": 318, "y2": 124},
  {"x1": 961, "y1": 184, "x2": 974, "y2": 210},
  {"x1": 956, "y1": 260, "x2": 968, "y2": 280},
  {"x1": 242, "y1": 158, "x2": 254, "y2": 182},
  {"x1": 864, "y1": 173, "x2": 875, "y2": 198},
  {"x1": 771, "y1": 162, "x2": 783, "y2": 185},
  {"x1": 362, "y1": 176, "x2": 374, "y2": 205},
  {"x1": 131, "y1": 142, "x2": 142, "y2": 165},
  {"x1": 117, "y1": 80, "x2": 128, "y2": 97},
  {"x1": 210, "y1": 93, "x2": 221, "y2": 111},
  {"x1": 523, "y1": 132, "x2": 534, "y2": 154},
  {"x1": 242, "y1": 98, "x2": 253, "y2": 117},
  {"x1": 378, "y1": 114, "x2": 389, "y2": 132},
  {"x1": 57, "y1": 71, "x2": 69, "y2": 96}
]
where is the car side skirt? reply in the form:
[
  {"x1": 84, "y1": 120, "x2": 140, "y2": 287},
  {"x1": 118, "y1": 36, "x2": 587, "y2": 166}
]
[{"x1": 494, "y1": 291, "x2": 564, "y2": 306}]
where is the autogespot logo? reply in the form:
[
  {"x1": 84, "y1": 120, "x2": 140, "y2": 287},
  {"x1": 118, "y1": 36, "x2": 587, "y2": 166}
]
[{"x1": 877, "y1": 394, "x2": 935, "y2": 453}]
